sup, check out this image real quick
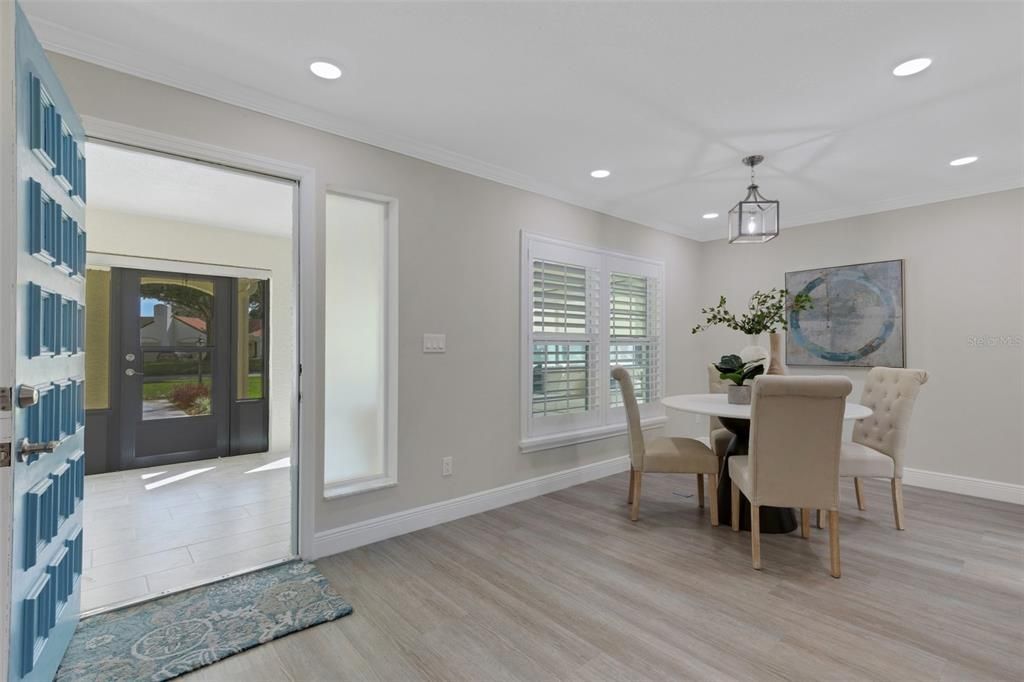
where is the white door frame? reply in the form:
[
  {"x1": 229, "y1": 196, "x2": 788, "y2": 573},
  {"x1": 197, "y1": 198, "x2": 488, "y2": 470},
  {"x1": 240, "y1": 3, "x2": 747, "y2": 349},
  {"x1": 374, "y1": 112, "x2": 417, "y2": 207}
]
[
  {"x1": 0, "y1": 4, "x2": 18, "y2": 679},
  {"x1": 78, "y1": 116, "x2": 318, "y2": 560}
]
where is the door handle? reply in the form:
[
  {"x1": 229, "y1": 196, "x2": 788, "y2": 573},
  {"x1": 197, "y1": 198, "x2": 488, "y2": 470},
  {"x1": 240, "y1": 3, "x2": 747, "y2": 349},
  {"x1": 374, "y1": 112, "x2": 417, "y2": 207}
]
[
  {"x1": 18, "y1": 437, "x2": 60, "y2": 462},
  {"x1": 125, "y1": 368, "x2": 145, "y2": 377}
]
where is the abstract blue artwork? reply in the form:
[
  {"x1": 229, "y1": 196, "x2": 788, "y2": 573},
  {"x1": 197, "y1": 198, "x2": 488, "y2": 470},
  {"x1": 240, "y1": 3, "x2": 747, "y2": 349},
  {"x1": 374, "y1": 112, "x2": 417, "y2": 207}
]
[{"x1": 785, "y1": 259, "x2": 905, "y2": 367}]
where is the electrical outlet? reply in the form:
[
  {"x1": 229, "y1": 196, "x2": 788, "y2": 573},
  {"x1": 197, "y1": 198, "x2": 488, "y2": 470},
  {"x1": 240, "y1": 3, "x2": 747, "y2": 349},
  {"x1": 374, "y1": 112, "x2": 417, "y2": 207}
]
[{"x1": 441, "y1": 456, "x2": 453, "y2": 477}]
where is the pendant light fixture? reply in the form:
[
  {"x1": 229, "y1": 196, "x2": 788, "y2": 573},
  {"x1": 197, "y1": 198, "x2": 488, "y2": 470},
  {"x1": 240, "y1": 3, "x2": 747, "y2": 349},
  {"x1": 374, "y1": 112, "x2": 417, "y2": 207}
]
[{"x1": 728, "y1": 155, "x2": 779, "y2": 244}]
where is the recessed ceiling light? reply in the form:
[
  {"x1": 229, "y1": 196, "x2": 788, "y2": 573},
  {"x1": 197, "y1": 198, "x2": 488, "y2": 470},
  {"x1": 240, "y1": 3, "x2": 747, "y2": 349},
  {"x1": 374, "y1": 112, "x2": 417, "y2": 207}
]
[
  {"x1": 590, "y1": 169, "x2": 611, "y2": 178},
  {"x1": 949, "y1": 156, "x2": 978, "y2": 166},
  {"x1": 702, "y1": 213, "x2": 719, "y2": 219},
  {"x1": 310, "y1": 61, "x2": 342, "y2": 80},
  {"x1": 892, "y1": 57, "x2": 932, "y2": 77}
]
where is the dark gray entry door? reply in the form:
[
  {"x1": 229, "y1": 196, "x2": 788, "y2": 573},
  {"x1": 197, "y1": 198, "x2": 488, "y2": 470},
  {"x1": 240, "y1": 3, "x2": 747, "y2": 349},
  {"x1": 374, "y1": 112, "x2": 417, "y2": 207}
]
[{"x1": 117, "y1": 269, "x2": 231, "y2": 469}]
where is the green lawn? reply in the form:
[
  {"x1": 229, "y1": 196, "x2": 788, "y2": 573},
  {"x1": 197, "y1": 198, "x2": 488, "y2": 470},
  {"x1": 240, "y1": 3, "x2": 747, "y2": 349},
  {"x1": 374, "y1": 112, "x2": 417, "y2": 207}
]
[{"x1": 142, "y1": 375, "x2": 263, "y2": 401}]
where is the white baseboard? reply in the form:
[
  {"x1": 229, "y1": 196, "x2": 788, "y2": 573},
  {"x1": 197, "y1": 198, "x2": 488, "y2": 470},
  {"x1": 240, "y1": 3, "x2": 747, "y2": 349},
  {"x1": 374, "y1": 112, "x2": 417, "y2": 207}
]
[
  {"x1": 312, "y1": 455, "x2": 630, "y2": 559},
  {"x1": 311, "y1": 458, "x2": 1019, "y2": 560},
  {"x1": 903, "y1": 467, "x2": 1024, "y2": 505}
]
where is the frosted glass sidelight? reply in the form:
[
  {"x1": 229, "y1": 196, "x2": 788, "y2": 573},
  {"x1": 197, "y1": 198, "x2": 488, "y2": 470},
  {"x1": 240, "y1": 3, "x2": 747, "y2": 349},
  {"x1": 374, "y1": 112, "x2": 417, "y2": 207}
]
[{"x1": 324, "y1": 194, "x2": 388, "y2": 485}]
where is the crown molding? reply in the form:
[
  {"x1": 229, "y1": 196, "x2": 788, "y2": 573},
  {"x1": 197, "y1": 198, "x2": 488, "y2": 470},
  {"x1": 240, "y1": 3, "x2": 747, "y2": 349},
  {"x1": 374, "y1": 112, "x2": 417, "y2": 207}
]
[
  {"x1": 29, "y1": 16, "x2": 1024, "y2": 244},
  {"x1": 778, "y1": 176, "x2": 1024, "y2": 233}
]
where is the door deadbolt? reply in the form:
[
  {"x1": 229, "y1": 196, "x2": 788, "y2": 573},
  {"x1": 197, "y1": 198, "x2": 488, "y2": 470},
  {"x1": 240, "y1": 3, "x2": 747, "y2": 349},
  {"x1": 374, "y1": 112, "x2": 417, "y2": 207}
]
[
  {"x1": 125, "y1": 353, "x2": 136, "y2": 362},
  {"x1": 17, "y1": 385, "x2": 39, "y2": 408}
]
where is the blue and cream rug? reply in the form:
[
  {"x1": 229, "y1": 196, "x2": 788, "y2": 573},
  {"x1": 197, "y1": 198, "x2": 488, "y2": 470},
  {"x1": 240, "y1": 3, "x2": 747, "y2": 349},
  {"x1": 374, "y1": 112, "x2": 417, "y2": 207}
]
[{"x1": 56, "y1": 561, "x2": 353, "y2": 681}]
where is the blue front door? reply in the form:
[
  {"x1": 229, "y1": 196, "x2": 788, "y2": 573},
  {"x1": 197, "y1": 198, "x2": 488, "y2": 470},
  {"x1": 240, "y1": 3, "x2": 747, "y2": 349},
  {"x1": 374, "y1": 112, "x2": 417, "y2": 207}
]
[{"x1": 8, "y1": 5, "x2": 87, "y2": 680}]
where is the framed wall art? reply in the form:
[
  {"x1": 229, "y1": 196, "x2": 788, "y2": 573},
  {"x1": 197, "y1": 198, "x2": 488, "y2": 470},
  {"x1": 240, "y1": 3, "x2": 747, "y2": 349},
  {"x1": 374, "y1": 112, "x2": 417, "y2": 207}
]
[{"x1": 785, "y1": 259, "x2": 905, "y2": 367}]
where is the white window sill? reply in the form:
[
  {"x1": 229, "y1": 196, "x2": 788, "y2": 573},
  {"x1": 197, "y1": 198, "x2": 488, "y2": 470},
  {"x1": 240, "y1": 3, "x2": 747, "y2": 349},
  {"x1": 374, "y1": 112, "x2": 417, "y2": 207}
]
[
  {"x1": 323, "y1": 476, "x2": 397, "y2": 500},
  {"x1": 519, "y1": 416, "x2": 668, "y2": 454}
]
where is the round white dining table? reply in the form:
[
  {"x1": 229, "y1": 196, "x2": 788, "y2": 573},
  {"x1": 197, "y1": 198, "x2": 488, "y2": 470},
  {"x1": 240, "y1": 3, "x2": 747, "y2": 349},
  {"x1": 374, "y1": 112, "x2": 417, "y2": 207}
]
[
  {"x1": 662, "y1": 393, "x2": 873, "y2": 421},
  {"x1": 661, "y1": 393, "x2": 872, "y2": 533}
]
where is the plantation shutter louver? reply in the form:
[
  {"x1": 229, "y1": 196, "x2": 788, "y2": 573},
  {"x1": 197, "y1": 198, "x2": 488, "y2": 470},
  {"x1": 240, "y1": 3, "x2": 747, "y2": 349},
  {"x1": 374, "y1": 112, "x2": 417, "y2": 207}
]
[
  {"x1": 609, "y1": 272, "x2": 662, "y2": 407},
  {"x1": 530, "y1": 260, "x2": 599, "y2": 418}
]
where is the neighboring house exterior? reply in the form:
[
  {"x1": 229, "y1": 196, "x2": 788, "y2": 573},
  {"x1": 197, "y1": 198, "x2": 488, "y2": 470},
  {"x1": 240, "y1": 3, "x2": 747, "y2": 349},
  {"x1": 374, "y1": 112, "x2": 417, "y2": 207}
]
[{"x1": 140, "y1": 303, "x2": 208, "y2": 346}]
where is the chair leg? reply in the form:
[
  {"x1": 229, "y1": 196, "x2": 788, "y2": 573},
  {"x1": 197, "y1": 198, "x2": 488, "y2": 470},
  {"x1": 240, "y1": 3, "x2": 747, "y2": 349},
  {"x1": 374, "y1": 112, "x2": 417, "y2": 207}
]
[
  {"x1": 630, "y1": 471, "x2": 642, "y2": 522},
  {"x1": 697, "y1": 474, "x2": 705, "y2": 509},
  {"x1": 800, "y1": 508, "x2": 810, "y2": 538},
  {"x1": 891, "y1": 478, "x2": 905, "y2": 530},
  {"x1": 751, "y1": 504, "x2": 762, "y2": 570},
  {"x1": 828, "y1": 510, "x2": 841, "y2": 578},
  {"x1": 854, "y1": 477, "x2": 866, "y2": 511},
  {"x1": 816, "y1": 509, "x2": 824, "y2": 529},
  {"x1": 708, "y1": 473, "x2": 719, "y2": 527},
  {"x1": 731, "y1": 481, "x2": 740, "y2": 532},
  {"x1": 627, "y1": 467, "x2": 636, "y2": 504}
]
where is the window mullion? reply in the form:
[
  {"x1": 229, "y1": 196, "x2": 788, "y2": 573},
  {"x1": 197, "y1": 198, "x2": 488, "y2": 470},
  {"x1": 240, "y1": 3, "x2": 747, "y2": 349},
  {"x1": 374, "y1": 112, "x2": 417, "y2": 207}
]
[{"x1": 599, "y1": 255, "x2": 610, "y2": 426}]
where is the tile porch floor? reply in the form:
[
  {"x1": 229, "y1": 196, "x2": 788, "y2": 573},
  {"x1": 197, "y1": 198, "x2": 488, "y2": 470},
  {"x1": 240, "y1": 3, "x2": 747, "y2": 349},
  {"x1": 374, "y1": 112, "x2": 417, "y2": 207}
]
[{"x1": 82, "y1": 450, "x2": 293, "y2": 612}]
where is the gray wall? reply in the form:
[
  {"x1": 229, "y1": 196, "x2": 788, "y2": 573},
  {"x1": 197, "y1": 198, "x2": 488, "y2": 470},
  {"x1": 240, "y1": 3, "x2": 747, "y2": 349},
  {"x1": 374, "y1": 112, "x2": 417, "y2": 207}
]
[{"x1": 695, "y1": 189, "x2": 1024, "y2": 485}]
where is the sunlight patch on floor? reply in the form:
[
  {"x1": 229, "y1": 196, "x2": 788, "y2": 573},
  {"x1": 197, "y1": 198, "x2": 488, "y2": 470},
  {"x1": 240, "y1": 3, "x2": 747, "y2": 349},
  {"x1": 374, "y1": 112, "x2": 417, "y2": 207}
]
[
  {"x1": 144, "y1": 466, "x2": 216, "y2": 490},
  {"x1": 245, "y1": 457, "x2": 291, "y2": 474}
]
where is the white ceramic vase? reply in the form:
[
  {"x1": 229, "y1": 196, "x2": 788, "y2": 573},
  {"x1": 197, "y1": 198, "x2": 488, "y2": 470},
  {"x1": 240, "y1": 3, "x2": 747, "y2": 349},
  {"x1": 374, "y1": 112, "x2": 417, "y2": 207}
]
[{"x1": 739, "y1": 334, "x2": 769, "y2": 373}]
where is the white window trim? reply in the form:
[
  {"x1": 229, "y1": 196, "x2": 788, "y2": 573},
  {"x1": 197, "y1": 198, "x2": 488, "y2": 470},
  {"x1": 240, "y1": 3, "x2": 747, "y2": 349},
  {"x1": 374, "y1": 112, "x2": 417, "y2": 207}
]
[
  {"x1": 520, "y1": 232, "x2": 666, "y2": 453},
  {"x1": 322, "y1": 188, "x2": 399, "y2": 500}
]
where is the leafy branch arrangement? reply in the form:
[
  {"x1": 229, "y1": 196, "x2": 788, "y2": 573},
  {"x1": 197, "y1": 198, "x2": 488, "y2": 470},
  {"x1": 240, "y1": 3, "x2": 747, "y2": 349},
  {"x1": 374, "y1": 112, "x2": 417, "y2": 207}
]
[
  {"x1": 691, "y1": 288, "x2": 813, "y2": 335},
  {"x1": 714, "y1": 354, "x2": 765, "y2": 386}
]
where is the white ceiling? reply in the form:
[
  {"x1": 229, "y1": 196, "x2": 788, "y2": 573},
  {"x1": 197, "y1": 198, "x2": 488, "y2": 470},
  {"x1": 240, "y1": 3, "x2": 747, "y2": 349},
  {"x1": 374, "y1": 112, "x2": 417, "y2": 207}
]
[
  {"x1": 86, "y1": 142, "x2": 294, "y2": 237},
  {"x1": 26, "y1": 1, "x2": 1024, "y2": 241}
]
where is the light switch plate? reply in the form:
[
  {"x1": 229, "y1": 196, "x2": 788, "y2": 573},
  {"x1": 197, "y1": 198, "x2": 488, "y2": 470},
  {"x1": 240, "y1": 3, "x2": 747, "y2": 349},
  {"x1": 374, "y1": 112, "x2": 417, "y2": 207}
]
[{"x1": 423, "y1": 333, "x2": 446, "y2": 353}]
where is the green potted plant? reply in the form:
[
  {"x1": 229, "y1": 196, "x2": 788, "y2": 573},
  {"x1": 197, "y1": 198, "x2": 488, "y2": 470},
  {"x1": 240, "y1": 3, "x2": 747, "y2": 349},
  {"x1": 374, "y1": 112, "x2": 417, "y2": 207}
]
[
  {"x1": 692, "y1": 288, "x2": 812, "y2": 375},
  {"x1": 714, "y1": 354, "x2": 766, "y2": 404}
]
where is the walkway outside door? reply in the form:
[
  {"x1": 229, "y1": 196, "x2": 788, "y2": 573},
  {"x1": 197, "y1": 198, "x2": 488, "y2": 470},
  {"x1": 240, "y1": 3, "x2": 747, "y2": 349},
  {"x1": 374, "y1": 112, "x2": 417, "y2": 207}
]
[{"x1": 117, "y1": 270, "x2": 231, "y2": 470}]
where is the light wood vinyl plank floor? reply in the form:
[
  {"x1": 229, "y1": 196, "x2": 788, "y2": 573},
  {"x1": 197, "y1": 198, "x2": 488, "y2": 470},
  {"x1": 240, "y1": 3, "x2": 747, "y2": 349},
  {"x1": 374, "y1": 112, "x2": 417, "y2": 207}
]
[
  {"x1": 82, "y1": 451, "x2": 293, "y2": 611},
  {"x1": 177, "y1": 472, "x2": 1023, "y2": 681}
]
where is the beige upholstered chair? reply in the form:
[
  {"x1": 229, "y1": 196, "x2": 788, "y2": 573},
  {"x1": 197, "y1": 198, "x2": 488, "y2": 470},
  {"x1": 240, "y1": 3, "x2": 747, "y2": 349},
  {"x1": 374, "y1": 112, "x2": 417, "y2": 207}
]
[
  {"x1": 612, "y1": 367, "x2": 719, "y2": 525},
  {"x1": 729, "y1": 375, "x2": 852, "y2": 576},
  {"x1": 834, "y1": 367, "x2": 928, "y2": 530},
  {"x1": 707, "y1": 364, "x2": 732, "y2": 458}
]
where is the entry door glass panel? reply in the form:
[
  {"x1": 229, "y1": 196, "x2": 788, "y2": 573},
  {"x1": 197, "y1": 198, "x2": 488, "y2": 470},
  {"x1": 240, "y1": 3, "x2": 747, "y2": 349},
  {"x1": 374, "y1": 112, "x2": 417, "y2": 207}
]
[
  {"x1": 137, "y1": 275, "x2": 216, "y2": 420},
  {"x1": 236, "y1": 278, "x2": 266, "y2": 400}
]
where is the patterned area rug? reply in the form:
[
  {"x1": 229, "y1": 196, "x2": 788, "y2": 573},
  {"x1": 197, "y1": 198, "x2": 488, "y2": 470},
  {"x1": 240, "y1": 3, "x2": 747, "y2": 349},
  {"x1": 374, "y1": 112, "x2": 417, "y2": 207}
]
[{"x1": 56, "y1": 561, "x2": 353, "y2": 681}]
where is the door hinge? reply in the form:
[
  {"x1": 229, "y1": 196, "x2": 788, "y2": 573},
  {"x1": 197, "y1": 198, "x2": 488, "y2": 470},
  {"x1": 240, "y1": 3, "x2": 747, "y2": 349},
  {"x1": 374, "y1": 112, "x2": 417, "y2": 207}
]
[
  {"x1": 0, "y1": 386, "x2": 11, "y2": 412},
  {"x1": 0, "y1": 442, "x2": 10, "y2": 468}
]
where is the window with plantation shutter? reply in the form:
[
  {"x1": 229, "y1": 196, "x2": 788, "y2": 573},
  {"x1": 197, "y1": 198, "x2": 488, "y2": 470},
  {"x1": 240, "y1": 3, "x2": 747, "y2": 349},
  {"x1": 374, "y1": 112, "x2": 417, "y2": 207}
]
[
  {"x1": 521, "y1": 234, "x2": 665, "y2": 451},
  {"x1": 609, "y1": 271, "x2": 662, "y2": 408}
]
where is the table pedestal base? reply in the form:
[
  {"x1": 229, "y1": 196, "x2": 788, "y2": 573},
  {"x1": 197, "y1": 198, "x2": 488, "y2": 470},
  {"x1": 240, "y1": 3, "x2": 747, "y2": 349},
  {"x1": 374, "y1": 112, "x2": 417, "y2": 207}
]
[{"x1": 717, "y1": 417, "x2": 798, "y2": 534}]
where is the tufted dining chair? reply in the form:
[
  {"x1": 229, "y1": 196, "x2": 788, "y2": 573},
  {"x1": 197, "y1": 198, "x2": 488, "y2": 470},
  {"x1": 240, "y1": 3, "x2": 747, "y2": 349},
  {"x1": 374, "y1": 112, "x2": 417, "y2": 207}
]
[
  {"x1": 730, "y1": 375, "x2": 852, "y2": 576},
  {"x1": 612, "y1": 367, "x2": 720, "y2": 525},
  {"x1": 707, "y1": 364, "x2": 733, "y2": 460},
  {"x1": 825, "y1": 367, "x2": 929, "y2": 530}
]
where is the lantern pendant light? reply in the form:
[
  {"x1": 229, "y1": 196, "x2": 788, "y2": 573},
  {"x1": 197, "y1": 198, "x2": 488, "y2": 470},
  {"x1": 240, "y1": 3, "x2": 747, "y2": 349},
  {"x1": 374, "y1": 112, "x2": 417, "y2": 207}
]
[{"x1": 728, "y1": 155, "x2": 780, "y2": 244}]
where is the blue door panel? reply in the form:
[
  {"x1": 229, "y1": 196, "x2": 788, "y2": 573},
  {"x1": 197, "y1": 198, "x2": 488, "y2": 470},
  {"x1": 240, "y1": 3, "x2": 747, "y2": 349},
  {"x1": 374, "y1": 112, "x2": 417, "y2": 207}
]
[
  {"x1": 20, "y1": 573, "x2": 53, "y2": 676},
  {"x1": 11, "y1": 4, "x2": 87, "y2": 680}
]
